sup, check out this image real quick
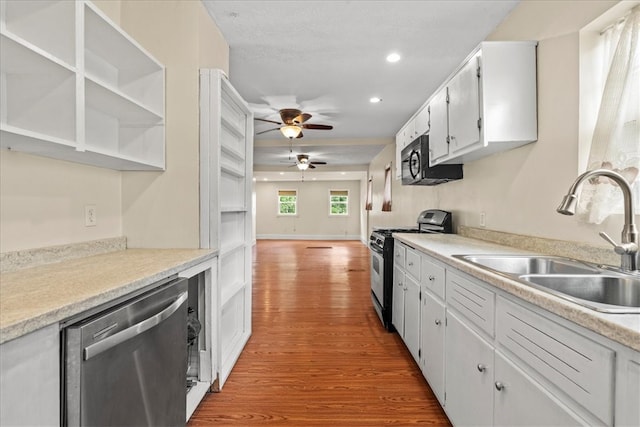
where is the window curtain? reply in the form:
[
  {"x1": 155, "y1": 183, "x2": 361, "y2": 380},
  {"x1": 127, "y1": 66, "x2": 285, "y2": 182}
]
[
  {"x1": 382, "y1": 164, "x2": 392, "y2": 211},
  {"x1": 577, "y1": 7, "x2": 640, "y2": 224},
  {"x1": 365, "y1": 178, "x2": 373, "y2": 211}
]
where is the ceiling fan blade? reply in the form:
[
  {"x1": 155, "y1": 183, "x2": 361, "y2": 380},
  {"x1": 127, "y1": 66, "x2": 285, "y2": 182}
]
[
  {"x1": 308, "y1": 164, "x2": 316, "y2": 169},
  {"x1": 293, "y1": 113, "x2": 312, "y2": 124},
  {"x1": 279, "y1": 108, "x2": 302, "y2": 124},
  {"x1": 310, "y1": 161, "x2": 327, "y2": 165},
  {"x1": 302, "y1": 124, "x2": 333, "y2": 130},
  {"x1": 296, "y1": 131, "x2": 304, "y2": 138},
  {"x1": 255, "y1": 118, "x2": 282, "y2": 125},
  {"x1": 256, "y1": 128, "x2": 280, "y2": 135}
]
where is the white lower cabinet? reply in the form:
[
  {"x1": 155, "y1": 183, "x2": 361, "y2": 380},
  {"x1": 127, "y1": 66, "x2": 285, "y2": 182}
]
[
  {"x1": 419, "y1": 290, "x2": 445, "y2": 405},
  {"x1": 403, "y1": 274, "x2": 421, "y2": 363},
  {"x1": 0, "y1": 324, "x2": 59, "y2": 427},
  {"x1": 392, "y1": 263, "x2": 421, "y2": 363},
  {"x1": 392, "y1": 245, "x2": 637, "y2": 427},
  {"x1": 393, "y1": 242, "x2": 421, "y2": 363},
  {"x1": 494, "y1": 351, "x2": 587, "y2": 427},
  {"x1": 444, "y1": 310, "x2": 494, "y2": 427}
]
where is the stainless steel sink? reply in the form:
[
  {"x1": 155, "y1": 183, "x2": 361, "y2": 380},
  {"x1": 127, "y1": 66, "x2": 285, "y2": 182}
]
[
  {"x1": 453, "y1": 254, "x2": 640, "y2": 313},
  {"x1": 519, "y1": 274, "x2": 640, "y2": 313},
  {"x1": 455, "y1": 254, "x2": 601, "y2": 276}
]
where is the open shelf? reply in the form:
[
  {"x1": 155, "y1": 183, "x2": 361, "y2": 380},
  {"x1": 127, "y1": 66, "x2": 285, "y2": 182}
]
[
  {"x1": 220, "y1": 170, "x2": 247, "y2": 209},
  {"x1": 0, "y1": 1, "x2": 165, "y2": 171},
  {"x1": 220, "y1": 212, "x2": 247, "y2": 253},
  {"x1": 1, "y1": 33, "x2": 76, "y2": 143},
  {"x1": 84, "y1": 3, "x2": 164, "y2": 115},
  {"x1": 84, "y1": 78, "x2": 165, "y2": 169},
  {"x1": 1, "y1": 0, "x2": 75, "y2": 67}
]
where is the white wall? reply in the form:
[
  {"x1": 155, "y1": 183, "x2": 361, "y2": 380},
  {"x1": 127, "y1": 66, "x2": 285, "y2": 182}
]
[
  {"x1": 256, "y1": 180, "x2": 361, "y2": 239},
  {"x1": 0, "y1": 1, "x2": 229, "y2": 252},
  {"x1": 368, "y1": 0, "x2": 636, "y2": 247}
]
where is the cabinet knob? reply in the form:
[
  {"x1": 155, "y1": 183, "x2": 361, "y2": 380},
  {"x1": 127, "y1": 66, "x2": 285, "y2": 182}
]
[
  {"x1": 428, "y1": 275, "x2": 435, "y2": 281},
  {"x1": 435, "y1": 319, "x2": 441, "y2": 326},
  {"x1": 397, "y1": 281, "x2": 403, "y2": 287},
  {"x1": 477, "y1": 364, "x2": 486, "y2": 373},
  {"x1": 408, "y1": 261, "x2": 413, "y2": 266},
  {"x1": 495, "y1": 381, "x2": 505, "y2": 391}
]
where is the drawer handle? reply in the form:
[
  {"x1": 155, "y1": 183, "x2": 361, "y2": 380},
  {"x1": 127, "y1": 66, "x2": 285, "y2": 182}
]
[
  {"x1": 434, "y1": 319, "x2": 441, "y2": 326},
  {"x1": 428, "y1": 275, "x2": 435, "y2": 281},
  {"x1": 477, "y1": 364, "x2": 486, "y2": 373},
  {"x1": 495, "y1": 381, "x2": 505, "y2": 391}
]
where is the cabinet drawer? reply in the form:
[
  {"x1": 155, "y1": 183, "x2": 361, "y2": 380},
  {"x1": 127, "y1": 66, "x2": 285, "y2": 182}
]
[
  {"x1": 405, "y1": 248, "x2": 420, "y2": 280},
  {"x1": 394, "y1": 243, "x2": 406, "y2": 268},
  {"x1": 421, "y1": 255, "x2": 445, "y2": 300},
  {"x1": 446, "y1": 271, "x2": 494, "y2": 336},
  {"x1": 496, "y1": 297, "x2": 614, "y2": 425}
]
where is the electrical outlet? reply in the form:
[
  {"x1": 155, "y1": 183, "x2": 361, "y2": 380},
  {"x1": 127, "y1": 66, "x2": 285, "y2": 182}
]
[
  {"x1": 480, "y1": 212, "x2": 486, "y2": 227},
  {"x1": 85, "y1": 205, "x2": 97, "y2": 227}
]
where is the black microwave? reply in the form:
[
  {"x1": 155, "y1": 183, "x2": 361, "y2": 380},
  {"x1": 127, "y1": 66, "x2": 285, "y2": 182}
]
[{"x1": 401, "y1": 135, "x2": 463, "y2": 185}]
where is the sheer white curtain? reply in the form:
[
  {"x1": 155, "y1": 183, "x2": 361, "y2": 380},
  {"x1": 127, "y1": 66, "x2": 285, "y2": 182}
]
[{"x1": 577, "y1": 7, "x2": 640, "y2": 224}]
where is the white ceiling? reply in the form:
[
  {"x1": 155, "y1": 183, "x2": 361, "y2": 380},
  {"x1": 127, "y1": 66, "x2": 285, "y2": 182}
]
[{"x1": 203, "y1": 0, "x2": 519, "y2": 176}]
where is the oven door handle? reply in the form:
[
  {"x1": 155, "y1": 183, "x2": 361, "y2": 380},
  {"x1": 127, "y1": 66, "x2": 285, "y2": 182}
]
[{"x1": 370, "y1": 245, "x2": 384, "y2": 255}]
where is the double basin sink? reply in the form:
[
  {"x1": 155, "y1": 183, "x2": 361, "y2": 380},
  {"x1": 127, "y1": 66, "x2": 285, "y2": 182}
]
[{"x1": 453, "y1": 254, "x2": 640, "y2": 314}]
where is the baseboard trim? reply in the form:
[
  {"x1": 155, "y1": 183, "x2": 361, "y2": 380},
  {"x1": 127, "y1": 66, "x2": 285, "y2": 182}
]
[{"x1": 257, "y1": 234, "x2": 362, "y2": 241}]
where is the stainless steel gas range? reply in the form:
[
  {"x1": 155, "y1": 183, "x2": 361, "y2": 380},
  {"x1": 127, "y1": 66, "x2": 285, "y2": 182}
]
[{"x1": 369, "y1": 209, "x2": 453, "y2": 331}]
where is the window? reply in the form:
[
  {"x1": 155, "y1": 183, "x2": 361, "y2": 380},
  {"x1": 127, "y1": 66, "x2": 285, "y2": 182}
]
[
  {"x1": 365, "y1": 178, "x2": 373, "y2": 211},
  {"x1": 382, "y1": 163, "x2": 392, "y2": 211},
  {"x1": 329, "y1": 190, "x2": 349, "y2": 215},
  {"x1": 278, "y1": 189, "x2": 297, "y2": 215},
  {"x1": 579, "y1": 6, "x2": 640, "y2": 224}
]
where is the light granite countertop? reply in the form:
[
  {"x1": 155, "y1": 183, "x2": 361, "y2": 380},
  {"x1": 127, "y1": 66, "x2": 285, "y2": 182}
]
[
  {"x1": 0, "y1": 248, "x2": 216, "y2": 344},
  {"x1": 394, "y1": 233, "x2": 640, "y2": 352}
]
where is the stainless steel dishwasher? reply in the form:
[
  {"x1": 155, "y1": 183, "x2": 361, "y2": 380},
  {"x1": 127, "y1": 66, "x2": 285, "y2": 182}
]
[{"x1": 63, "y1": 277, "x2": 188, "y2": 426}]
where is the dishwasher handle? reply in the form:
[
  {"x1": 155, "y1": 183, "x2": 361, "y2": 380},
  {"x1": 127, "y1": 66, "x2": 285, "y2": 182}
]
[{"x1": 84, "y1": 291, "x2": 188, "y2": 360}]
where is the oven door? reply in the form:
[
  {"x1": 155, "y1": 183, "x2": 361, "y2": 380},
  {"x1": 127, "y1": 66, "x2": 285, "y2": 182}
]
[{"x1": 370, "y1": 245, "x2": 385, "y2": 320}]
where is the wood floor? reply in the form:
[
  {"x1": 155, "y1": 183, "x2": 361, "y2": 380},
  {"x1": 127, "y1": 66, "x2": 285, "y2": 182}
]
[{"x1": 188, "y1": 240, "x2": 452, "y2": 426}]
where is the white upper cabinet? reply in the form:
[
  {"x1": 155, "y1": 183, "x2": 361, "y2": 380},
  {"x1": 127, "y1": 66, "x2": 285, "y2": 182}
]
[
  {"x1": 0, "y1": 0, "x2": 165, "y2": 171},
  {"x1": 429, "y1": 41, "x2": 537, "y2": 166},
  {"x1": 447, "y1": 56, "x2": 481, "y2": 154}
]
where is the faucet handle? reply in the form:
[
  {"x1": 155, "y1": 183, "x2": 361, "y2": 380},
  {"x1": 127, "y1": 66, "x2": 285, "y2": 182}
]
[{"x1": 599, "y1": 232, "x2": 638, "y2": 255}]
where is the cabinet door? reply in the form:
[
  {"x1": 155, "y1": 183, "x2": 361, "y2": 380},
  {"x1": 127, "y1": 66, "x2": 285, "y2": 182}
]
[
  {"x1": 403, "y1": 274, "x2": 421, "y2": 364},
  {"x1": 420, "y1": 292, "x2": 445, "y2": 405},
  {"x1": 428, "y1": 90, "x2": 449, "y2": 163},
  {"x1": 448, "y1": 55, "x2": 481, "y2": 154},
  {"x1": 414, "y1": 105, "x2": 430, "y2": 137},
  {"x1": 494, "y1": 351, "x2": 588, "y2": 427},
  {"x1": 392, "y1": 266, "x2": 405, "y2": 333},
  {"x1": 445, "y1": 310, "x2": 493, "y2": 426},
  {"x1": 0, "y1": 324, "x2": 59, "y2": 426}
]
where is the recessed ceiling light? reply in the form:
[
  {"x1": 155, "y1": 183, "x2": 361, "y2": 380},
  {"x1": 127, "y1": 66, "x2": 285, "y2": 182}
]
[
  {"x1": 263, "y1": 178, "x2": 268, "y2": 181},
  {"x1": 341, "y1": 172, "x2": 346, "y2": 175},
  {"x1": 386, "y1": 53, "x2": 401, "y2": 63},
  {"x1": 279, "y1": 172, "x2": 284, "y2": 175},
  {"x1": 370, "y1": 97, "x2": 382, "y2": 103}
]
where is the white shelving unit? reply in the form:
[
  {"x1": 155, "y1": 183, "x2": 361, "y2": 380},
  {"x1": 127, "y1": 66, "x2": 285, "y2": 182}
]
[
  {"x1": 199, "y1": 69, "x2": 253, "y2": 389},
  {"x1": 0, "y1": 0, "x2": 165, "y2": 171}
]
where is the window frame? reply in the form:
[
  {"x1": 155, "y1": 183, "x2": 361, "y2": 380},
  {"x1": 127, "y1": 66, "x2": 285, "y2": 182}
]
[
  {"x1": 277, "y1": 189, "x2": 298, "y2": 216},
  {"x1": 329, "y1": 189, "x2": 349, "y2": 216}
]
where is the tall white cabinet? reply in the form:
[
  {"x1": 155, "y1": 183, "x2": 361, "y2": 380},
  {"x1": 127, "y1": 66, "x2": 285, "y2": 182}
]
[
  {"x1": 0, "y1": 0, "x2": 165, "y2": 170},
  {"x1": 199, "y1": 69, "x2": 253, "y2": 389}
]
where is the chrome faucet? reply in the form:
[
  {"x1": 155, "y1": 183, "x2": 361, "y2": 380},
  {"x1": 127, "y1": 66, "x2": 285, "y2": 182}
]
[{"x1": 557, "y1": 168, "x2": 638, "y2": 272}]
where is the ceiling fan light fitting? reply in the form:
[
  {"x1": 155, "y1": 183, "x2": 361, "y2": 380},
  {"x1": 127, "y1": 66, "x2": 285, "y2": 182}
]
[
  {"x1": 280, "y1": 125, "x2": 302, "y2": 139},
  {"x1": 297, "y1": 163, "x2": 310, "y2": 171}
]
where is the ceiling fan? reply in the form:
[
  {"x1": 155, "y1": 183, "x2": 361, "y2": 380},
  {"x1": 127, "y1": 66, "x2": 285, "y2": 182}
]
[
  {"x1": 288, "y1": 154, "x2": 327, "y2": 170},
  {"x1": 255, "y1": 108, "x2": 333, "y2": 139}
]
